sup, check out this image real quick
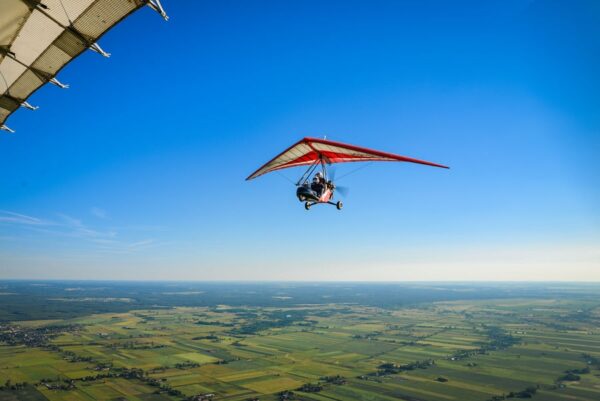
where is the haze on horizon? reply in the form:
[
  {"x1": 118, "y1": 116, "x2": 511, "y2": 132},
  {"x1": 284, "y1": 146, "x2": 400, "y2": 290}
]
[{"x1": 1, "y1": 1, "x2": 599, "y2": 282}]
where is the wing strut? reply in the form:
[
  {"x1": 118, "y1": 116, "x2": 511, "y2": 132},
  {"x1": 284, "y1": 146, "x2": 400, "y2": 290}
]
[
  {"x1": 296, "y1": 158, "x2": 321, "y2": 186},
  {"x1": 147, "y1": 0, "x2": 169, "y2": 21}
]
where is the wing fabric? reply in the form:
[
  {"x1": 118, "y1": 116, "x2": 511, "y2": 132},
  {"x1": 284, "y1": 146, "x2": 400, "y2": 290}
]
[
  {"x1": 1, "y1": 0, "x2": 166, "y2": 131},
  {"x1": 246, "y1": 137, "x2": 449, "y2": 180}
]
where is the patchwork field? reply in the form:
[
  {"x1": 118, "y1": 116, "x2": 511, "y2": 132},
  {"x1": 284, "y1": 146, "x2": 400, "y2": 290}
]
[{"x1": 1, "y1": 298, "x2": 600, "y2": 401}]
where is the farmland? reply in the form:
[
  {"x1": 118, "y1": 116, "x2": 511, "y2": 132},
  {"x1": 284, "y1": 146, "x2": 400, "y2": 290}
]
[{"x1": 1, "y1": 282, "x2": 600, "y2": 401}]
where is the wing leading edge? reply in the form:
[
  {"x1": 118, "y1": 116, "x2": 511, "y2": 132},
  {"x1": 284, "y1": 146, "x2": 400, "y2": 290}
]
[{"x1": 246, "y1": 137, "x2": 449, "y2": 180}]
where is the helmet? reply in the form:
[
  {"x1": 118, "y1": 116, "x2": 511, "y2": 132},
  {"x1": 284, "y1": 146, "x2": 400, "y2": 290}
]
[{"x1": 315, "y1": 172, "x2": 323, "y2": 179}]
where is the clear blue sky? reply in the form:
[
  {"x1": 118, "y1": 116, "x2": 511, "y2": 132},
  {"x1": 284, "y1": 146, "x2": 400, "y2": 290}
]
[{"x1": 1, "y1": 0, "x2": 598, "y2": 280}]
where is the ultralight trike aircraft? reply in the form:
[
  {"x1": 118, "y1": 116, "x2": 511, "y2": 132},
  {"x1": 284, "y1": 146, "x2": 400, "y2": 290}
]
[{"x1": 246, "y1": 137, "x2": 449, "y2": 210}]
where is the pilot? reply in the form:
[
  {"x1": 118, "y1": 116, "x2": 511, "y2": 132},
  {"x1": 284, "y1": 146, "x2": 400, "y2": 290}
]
[{"x1": 311, "y1": 172, "x2": 325, "y2": 196}]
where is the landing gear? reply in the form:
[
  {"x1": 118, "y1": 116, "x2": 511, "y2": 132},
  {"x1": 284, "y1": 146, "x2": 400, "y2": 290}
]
[
  {"x1": 305, "y1": 202, "x2": 311, "y2": 210},
  {"x1": 336, "y1": 201, "x2": 343, "y2": 210}
]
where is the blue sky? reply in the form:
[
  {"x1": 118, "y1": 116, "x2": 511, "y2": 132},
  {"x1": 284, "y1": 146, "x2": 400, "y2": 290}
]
[{"x1": 1, "y1": 0, "x2": 598, "y2": 280}]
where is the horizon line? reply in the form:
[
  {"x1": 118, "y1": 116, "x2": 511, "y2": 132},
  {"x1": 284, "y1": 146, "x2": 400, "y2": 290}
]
[{"x1": 1, "y1": 278, "x2": 599, "y2": 284}]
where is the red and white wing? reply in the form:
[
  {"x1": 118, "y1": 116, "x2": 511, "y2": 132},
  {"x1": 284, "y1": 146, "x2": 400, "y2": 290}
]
[{"x1": 246, "y1": 137, "x2": 448, "y2": 180}]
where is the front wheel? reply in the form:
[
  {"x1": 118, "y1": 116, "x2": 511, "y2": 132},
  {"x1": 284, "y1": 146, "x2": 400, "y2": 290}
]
[
  {"x1": 336, "y1": 201, "x2": 343, "y2": 210},
  {"x1": 305, "y1": 202, "x2": 311, "y2": 210}
]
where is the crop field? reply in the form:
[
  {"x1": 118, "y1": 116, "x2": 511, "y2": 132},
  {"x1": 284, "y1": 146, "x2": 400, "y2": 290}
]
[{"x1": 1, "y1": 289, "x2": 600, "y2": 401}]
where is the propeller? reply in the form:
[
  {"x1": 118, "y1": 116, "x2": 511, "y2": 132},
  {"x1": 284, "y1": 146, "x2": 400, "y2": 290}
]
[
  {"x1": 328, "y1": 166, "x2": 350, "y2": 197},
  {"x1": 336, "y1": 185, "x2": 350, "y2": 197}
]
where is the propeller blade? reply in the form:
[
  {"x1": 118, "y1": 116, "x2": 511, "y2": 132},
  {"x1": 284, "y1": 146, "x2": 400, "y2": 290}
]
[{"x1": 336, "y1": 185, "x2": 350, "y2": 197}]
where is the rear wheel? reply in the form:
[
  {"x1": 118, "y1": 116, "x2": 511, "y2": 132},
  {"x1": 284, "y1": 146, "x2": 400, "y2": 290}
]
[
  {"x1": 336, "y1": 201, "x2": 343, "y2": 210},
  {"x1": 305, "y1": 202, "x2": 311, "y2": 210}
]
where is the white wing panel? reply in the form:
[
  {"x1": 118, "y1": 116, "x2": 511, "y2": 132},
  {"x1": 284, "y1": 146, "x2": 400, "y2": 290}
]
[
  {"x1": 0, "y1": 0, "x2": 31, "y2": 52},
  {"x1": 10, "y1": 10, "x2": 63, "y2": 67},
  {"x1": 43, "y1": 0, "x2": 96, "y2": 27}
]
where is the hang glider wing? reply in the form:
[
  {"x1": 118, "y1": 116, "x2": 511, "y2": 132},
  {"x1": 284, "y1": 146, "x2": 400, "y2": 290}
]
[
  {"x1": 0, "y1": 0, "x2": 168, "y2": 132},
  {"x1": 246, "y1": 137, "x2": 449, "y2": 180}
]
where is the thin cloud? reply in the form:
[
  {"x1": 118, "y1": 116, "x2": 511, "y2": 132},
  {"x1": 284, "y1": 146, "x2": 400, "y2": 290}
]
[
  {"x1": 1, "y1": 210, "x2": 160, "y2": 255},
  {"x1": 94, "y1": 239, "x2": 159, "y2": 254},
  {"x1": 128, "y1": 239, "x2": 156, "y2": 249},
  {"x1": 91, "y1": 207, "x2": 108, "y2": 219},
  {"x1": 91, "y1": 238, "x2": 119, "y2": 245},
  {"x1": 0, "y1": 210, "x2": 52, "y2": 226},
  {"x1": 56, "y1": 213, "x2": 117, "y2": 239}
]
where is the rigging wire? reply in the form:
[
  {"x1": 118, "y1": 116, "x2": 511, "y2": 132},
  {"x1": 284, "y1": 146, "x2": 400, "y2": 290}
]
[
  {"x1": 57, "y1": 0, "x2": 74, "y2": 25},
  {"x1": 274, "y1": 170, "x2": 296, "y2": 186},
  {"x1": 335, "y1": 161, "x2": 374, "y2": 182},
  {"x1": 0, "y1": 70, "x2": 8, "y2": 90}
]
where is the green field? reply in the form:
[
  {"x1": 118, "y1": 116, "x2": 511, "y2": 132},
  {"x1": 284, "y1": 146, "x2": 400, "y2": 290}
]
[{"x1": 2, "y1": 298, "x2": 600, "y2": 401}]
